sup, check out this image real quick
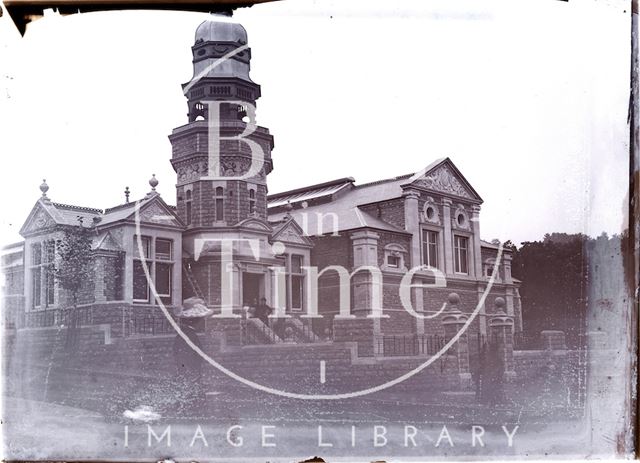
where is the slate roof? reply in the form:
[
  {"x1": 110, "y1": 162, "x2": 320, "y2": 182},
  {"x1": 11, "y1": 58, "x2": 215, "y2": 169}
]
[
  {"x1": 20, "y1": 192, "x2": 182, "y2": 236},
  {"x1": 268, "y1": 177, "x2": 355, "y2": 210},
  {"x1": 267, "y1": 158, "x2": 483, "y2": 237}
]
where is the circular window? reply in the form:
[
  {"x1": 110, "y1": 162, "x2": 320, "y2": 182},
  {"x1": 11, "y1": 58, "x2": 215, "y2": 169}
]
[
  {"x1": 457, "y1": 213, "x2": 465, "y2": 226},
  {"x1": 197, "y1": 49, "x2": 206, "y2": 56},
  {"x1": 426, "y1": 206, "x2": 435, "y2": 220}
]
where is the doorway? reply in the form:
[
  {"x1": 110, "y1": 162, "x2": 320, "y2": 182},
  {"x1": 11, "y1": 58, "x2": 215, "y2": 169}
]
[{"x1": 242, "y1": 272, "x2": 264, "y2": 308}]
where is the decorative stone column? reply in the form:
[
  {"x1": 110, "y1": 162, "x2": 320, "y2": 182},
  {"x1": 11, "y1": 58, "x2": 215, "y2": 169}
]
[
  {"x1": 403, "y1": 189, "x2": 421, "y2": 268},
  {"x1": 442, "y1": 199, "x2": 454, "y2": 275},
  {"x1": 489, "y1": 297, "x2": 516, "y2": 381},
  {"x1": 441, "y1": 292, "x2": 472, "y2": 389},
  {"x1": 471, "y1": 205, "x2": 482, "y2": 278},
  {"x1": 350, "y1": 230, "x2": 382, "y2": 354},
  {"x1": 403, "y1": 189, "x2": 425, "y2": 335}
]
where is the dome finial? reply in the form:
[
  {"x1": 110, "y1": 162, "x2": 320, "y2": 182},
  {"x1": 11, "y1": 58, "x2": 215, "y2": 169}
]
[
  {"x1": 124, "y1": 186, "x2": 130, "y2": 203},
  {"x1": 149, "y1": 174, "x2": 158, "y2": 191},
  {"x1": 39, "y1": 179, "x2": 49, "y2": 198}
]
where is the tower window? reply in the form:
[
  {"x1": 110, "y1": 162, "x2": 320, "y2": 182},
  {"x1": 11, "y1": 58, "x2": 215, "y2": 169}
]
[
  {"x1": 249, "y1": 188, "x2": 256, "y2": 215},
  {"x1": 215, "y1": 186, "x2": 224, "y2": 221},
  {"x1": 185, "y1": 189, "x2": 192, "y2": 225}
]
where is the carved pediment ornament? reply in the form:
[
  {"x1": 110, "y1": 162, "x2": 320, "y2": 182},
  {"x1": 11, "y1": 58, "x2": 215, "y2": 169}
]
[
  {"x1": 413, "y1": 165, "x2": 472, "y2": 199},
  {"x1": 24, "y1": 208, "x2": 55, "y2": 233},
  {"x1": 276, "y1": 225, "x2": 306, "y2": 244},
  {"x1": 138, "y1": 202, "x2": 178, "y2": 225}
]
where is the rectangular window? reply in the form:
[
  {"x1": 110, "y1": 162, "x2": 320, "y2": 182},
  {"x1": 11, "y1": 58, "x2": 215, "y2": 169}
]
[
  {"x1": 44, "y1": 240, "x2": 55, "y2": 264},
  {"x1": 215, "y1": 198, "x2": 224, "y2": 221},
  {"x1": 32, "y1": 267, "x2": 41, "y2": 308},
  {"x1": 249, "y1": 189, "x2": 256, "y2": 215},
  {"x1": 32, "y1": 244, "x2": 42, "y2": 266},
  {"x1": 133, "y1": 236, "x2": 150, "y2": 260},
  {"x1": 287, "y1": 254, "x2": 305, "y2": 311},
  {"x1": 133, "y1": 260, "x2": 149, "y2": 302},
  {"x1": 156, "y1": 239, "x2": 173, "y2": 261},
  {"x1": 387, "y1": 255, "x2": 400, "y2": 268},
  {"x1": 45, "y1": 269, "x2": 55, "y2": 306},
  {"x1": 155, "y1": 263, "x2": 172, "y2": 304},
  {"x1": 133, "y1": 237, "x2": 175, "y2": 305},
  {"x1": 291, "y1": 275, "x2": 303, "y2": 310},
  {"x1": 291, "y1": 254, "x2": 303, "y2": 273},
  {"x1": 422, "y1": 230, "x2": 439, "y2": 268},
  {"x1": 454, "y1": 235, "x2": 469, "y2": 274}
]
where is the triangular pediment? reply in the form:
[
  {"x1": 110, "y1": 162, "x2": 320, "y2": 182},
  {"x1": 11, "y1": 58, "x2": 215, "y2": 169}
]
[
  {"x1": 19, "y1": 201, "x2": 57, "y2": 236},
  {"x1": 129, "y1": 197, "x2": 183, "y2": 228},
  {"x1": 404, "y1": 158, "x2": 482, "y2": 203},
  {"x1": 93, "y1": 231, "x2": 122, "y2": 252},
  {"x1": 271, "y1": 218, "x2": 313, "y2": 247}
]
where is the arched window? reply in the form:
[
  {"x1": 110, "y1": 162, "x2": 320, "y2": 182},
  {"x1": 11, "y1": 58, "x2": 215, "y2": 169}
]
[
  {"x1": 185, "y1": 189, "x2": 192, "y2": 225},
  {"x1": 249, "y1": 188, "x2": 256, "y2": 215},
  {"x1": 215, "y1": 186, "x2": 224, "y2": 221}
]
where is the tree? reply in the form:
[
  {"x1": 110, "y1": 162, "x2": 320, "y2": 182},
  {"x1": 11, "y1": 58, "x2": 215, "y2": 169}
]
[
  {"x1": 511, "y1": 233, "x2": 590, "y2": 348},
  {"x1": 55, "y1": 224, "x2": 93, "y2": 348}
]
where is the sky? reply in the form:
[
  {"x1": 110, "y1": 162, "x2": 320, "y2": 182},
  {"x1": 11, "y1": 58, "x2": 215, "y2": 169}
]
[{"x1": 0, "y1": 0, "x2": 631, "y2": 246}]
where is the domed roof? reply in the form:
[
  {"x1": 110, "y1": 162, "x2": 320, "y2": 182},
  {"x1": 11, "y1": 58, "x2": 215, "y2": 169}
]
[{"x1": 195, "y1": 17, "x2": 248, "y2": 44}]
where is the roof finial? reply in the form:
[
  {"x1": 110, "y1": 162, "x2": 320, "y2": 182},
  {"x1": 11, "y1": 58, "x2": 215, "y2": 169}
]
[
  {"x1": 124, "y1": 186, "x2": 130, "y2": 203},
  {"x1": 149, "y1": 174, "x2": 158, "y2": 192},
  {"x1": 39, "y1": 179, "x2": 49, "y2": 198},
  {"x1": 284, "y1": 200, "x2": 293, "y2": 219}
]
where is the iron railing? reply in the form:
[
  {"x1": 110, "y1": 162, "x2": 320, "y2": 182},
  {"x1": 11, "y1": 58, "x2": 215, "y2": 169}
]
[
  {"x1": 375, "y1": 334, "x2": 448, "y2": 357},
  {"x1": 24, "y1": 307, "x2": 93, "y2": 328},
  {"x1": 124, "y1": 315, "x2": 175, "y2": 336},
  {"x1": 241, "y1": 318, "x2": 328, "y2": 345},
  {"x1": 242, "y1": 318, "x2": 282, "y2": 345}
]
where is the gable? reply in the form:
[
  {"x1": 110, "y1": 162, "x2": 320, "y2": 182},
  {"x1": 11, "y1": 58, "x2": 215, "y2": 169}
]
[
  {"x1": 271, "y1": 219, "x2": 313, "y2": 246},
  {"x1": 19, "y1": 202, "x2": 56, "y2": 236},
  {"x1": 405, "y1": 158, "x2": 482, "y2": 203},
  {"x1": 132, "y1": 198, "x2": 183, "y2": 228},
  {"x1": 93, "y1": 231, "x2": 122, "y2": 252}
]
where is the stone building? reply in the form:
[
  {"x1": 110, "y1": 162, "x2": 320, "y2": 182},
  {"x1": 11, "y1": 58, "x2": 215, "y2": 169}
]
[{"x1": 1, "y1": 16, "x2": 522, "y2": 349}]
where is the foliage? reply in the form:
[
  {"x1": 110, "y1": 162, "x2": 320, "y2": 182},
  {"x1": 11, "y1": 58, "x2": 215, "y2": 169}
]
[
  {"x1": 55, "y1": 225, "x2": 93, "y2": 307},
  {"x1": 511, "y1": 233, "x2": 590, "y2": 347}
]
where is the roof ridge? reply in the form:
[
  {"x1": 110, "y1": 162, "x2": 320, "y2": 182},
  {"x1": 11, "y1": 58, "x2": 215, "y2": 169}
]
[
  {"x1": 104, "y1": 202, "x2": 136, "y2": 214},
  {"x1": 355, "y1": 173, "x2": 413, "y2": 189},
  {"x1": 51, "y1": 202, "x2": 103, "y2": 214},
  {"x1": 268, "y1": 177, "x2": 355, "y2": 200}
]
